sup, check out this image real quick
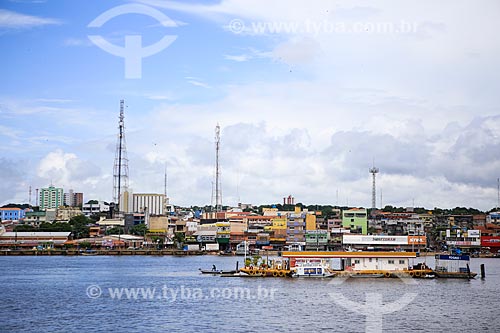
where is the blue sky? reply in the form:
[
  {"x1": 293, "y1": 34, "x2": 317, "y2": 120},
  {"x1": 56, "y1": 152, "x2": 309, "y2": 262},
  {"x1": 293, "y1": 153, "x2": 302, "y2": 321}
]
[{"x1": 1, "y1": 0, "x2": 500, "y2": 210}]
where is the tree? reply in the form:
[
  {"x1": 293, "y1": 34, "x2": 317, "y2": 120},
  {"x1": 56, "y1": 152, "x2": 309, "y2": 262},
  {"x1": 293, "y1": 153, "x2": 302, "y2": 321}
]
[
  {"x1": 79, "y1": 241, "x2": 91, "y2": 249},
  {"x1": 14, "y1": 224, "x2": 35, "y2": 232},
  {"x1": 106, "y1": 226, "x2": 124, "y2": 235},
  {"x1": 129, "y1": 223, "x2": 148, "y2": 236},
  {"x1": 69, "y1": 215, "x2": 91, "y2": 239},
  {"x1": 173, "y1": 232, "x2": 185, "y2": 249}
]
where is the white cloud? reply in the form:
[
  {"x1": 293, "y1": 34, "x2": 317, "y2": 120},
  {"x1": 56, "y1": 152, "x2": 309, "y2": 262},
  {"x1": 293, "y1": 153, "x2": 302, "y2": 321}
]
[
  {"x1": 0, "y1": 9, "x2": 61, "y2": 29},
  {"x1": 224, "y1": 54, "x2": 251, "y2": 62},
  {"x1": 63, "y1": 38, "x2": 93, "y2": 47},
  {"x1": 185, "y1": 77, "x2": 211, "y2": 88}
]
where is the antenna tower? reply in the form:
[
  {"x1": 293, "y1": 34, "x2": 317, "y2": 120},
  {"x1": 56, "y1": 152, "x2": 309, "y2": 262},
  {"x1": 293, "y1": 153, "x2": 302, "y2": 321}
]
[
  {"x1": 214, "y1": 124, "x2": 222, "y2": 212},
  {"x1": 369, "y1": 162, "x2": 379, "y2": 209},
  {"x1": 113, "y1": 99, "x2": 129, "y2": 211}
]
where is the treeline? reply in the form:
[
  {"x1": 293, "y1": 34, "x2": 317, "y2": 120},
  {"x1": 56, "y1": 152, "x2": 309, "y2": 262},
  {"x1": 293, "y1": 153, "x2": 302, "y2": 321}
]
[{"x1": 14, "y1": 215, "x2": 91, "y2": 238}]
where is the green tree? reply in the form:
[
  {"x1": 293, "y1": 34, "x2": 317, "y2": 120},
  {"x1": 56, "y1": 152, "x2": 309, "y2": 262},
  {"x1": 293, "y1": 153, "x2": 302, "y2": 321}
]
[
  {"x1": 106, "y1": 226, "x2": 124, "y2": 235},
  {"x1": 14, "y1": 224, "x2": 36, "y2": 232},
  {"x1": 129, "y1": 223, "x2": 148, "y2": 236},
  {"x1": 69, "y1": 215, "x2": 91, "y2": 239},
  {"x1": 173, "y1": 232, "x2": 185, "y2": 249},
  {"x1": 79, "y1": 241, "x2": 91, "y2": 249}
]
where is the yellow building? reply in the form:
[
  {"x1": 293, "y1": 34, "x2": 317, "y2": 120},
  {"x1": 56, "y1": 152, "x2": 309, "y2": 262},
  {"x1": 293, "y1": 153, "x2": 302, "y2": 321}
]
[
  {"x1": 264, "y1": 217, "x2": 287, "y2": 231},
  {"x1": 306, "y1": 214, "x2": 317, "y2": 231}
]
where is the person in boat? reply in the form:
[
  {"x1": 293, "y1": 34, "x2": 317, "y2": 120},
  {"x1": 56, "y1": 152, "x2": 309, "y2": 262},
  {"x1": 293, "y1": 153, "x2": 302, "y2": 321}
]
[{"x1": 212, "y1": 264, "x2": 217, "y2": 271}]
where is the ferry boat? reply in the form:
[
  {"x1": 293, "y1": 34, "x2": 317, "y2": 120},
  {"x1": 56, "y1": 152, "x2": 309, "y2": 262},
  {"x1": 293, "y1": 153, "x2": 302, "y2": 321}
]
[
  {"x1": 282, "y1": 251, "x2": 433, "y2": 278},
  {"x1": 434, "y1": 254, "x2": 477, "y2": 279}
]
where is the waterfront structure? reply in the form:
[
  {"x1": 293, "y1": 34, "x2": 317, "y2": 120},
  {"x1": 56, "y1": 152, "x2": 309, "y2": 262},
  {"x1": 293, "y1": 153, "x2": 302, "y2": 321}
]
[
  {"x1": 39, "y1": 185, "x2": 64, "y2": 210},
  {"x1": 342, "y1": 208, "x2": 368, "y2": 234},
  {"x1": 281, "y1": 251, "x2": 432, "y2": 278},
  {"x1": 0, "y1": 207, "x2": 26, "y2": 221},
  {"x1": 0, "y1": 231, "x2": 71, "y2": 248},
  {"x1": 342, "y1": 234, "x2": 426, "y2": 251}
]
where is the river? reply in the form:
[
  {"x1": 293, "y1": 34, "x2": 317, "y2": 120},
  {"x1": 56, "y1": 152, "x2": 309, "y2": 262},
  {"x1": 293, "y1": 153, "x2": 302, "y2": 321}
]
[{"x1": 0, "y1": 255, "x2": 499, "y2": 332}]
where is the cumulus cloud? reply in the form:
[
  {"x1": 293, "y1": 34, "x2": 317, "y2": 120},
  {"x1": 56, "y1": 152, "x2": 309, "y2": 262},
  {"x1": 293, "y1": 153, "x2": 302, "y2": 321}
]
[{"x1": 0, "y1": 158, "x2": 29, "y2": 204}]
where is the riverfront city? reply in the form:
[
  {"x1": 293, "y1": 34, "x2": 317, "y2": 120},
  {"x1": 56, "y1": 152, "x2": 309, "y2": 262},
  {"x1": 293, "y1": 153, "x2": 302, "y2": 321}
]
[{"x1": 2, "y1": 1, "x2": 500, "y2": 333}]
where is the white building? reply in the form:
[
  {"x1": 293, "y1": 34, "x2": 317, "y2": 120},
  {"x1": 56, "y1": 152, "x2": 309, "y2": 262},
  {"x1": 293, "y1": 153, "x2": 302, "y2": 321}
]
[
  {"x1": 132, "y1": 193, "x2": 166, "y2": 216},
  {"x1": 82, "y1": 201, "x2": 110, "y2": 217}
]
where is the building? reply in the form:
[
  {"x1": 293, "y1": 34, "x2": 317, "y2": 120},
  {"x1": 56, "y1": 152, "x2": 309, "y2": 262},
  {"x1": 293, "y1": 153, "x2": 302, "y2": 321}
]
[
  {"x1": 56, "y1": 207, "x2": 83, "y2": 222},
  {"x1": 39, "y1": 185, "x2": 64, "y2": 210},
  {"x1": 305, "y1": 230, "x2": 329, "y2": 250},
  {"x1": 342, "y1": 208, "x2": 368, "y2": 234},
  {"x1": 444, "y1": 229, "x2": 481, "y2": 251},
  {"x1": 64, "y1": 190, "x2": 83, "y2": 207},
  {"x1": 0, "y1": 231, "x2": 71, "y2": 248},
  {"x1": 132, "y1": 193, "x2": 166, "y2": 216},
  {"x1": 82, "y1": 201, "x2": 110, "y2": 217},
  {"x1": 0, "y1": 207, "x2": 26, "y2": 221},
  {"x1": 342, "y1": 234, "x2": 427, "y2": 251}
]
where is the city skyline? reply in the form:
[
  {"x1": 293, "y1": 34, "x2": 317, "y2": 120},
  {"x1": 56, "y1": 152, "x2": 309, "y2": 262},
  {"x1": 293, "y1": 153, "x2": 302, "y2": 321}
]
[{"x1": 1, "y1": 1, "x2": 500, "y2": 210}]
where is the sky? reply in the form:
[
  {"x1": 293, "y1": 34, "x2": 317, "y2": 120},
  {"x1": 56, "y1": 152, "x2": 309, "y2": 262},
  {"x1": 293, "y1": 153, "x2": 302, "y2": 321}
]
[{"x1": 1, "y1": 0, "x2": 500, "y2": 211}]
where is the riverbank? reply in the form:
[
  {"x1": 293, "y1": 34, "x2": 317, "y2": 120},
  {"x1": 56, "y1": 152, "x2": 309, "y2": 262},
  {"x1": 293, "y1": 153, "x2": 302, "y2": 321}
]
[
  {"x1": 1, "y1": 249, "x2": 497, "y2": 258},
  {"x1": 0, "y1": 249, "x2": 214, "y2": 256}
]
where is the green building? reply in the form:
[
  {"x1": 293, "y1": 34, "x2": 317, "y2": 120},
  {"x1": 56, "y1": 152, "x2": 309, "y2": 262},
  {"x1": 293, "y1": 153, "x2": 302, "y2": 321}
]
[
  {"x1": 342, "y1": 208, "x2": 368, "y2": 234},
  {"x1": 39, "y1": 185, "x2": 64, "y2": 210}
]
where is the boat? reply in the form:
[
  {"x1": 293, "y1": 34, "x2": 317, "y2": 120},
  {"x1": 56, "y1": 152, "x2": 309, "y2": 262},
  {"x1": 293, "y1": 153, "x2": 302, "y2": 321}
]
[
  {"x1": 289, "y1": 257, "x2": 337, "y2": 278},
  {"x1": 81, "y1": 249, "x2": 98, "y2": 256},
  {"x1": 434, "y1": 254, "x2": 477, "y2": 279},
  {"x1": 291, "y1": 265, "x2": 336, "y2": 278},
  {"x1": 198, "y1": 268, "x2": 237, "y2": 275},
  {"x1": 283, "y1": 251, "x2": 434, "y2": 279}
]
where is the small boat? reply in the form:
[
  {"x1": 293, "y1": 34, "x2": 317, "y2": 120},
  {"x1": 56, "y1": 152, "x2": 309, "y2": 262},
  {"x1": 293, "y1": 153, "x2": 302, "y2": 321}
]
[
  {"x1": 81, "y1": 250, "x2": 98, "y2": 256},
  {"x1": 291, "y1": 266, "x2": 336, "y2": 278},
  {"x1": 198, "y1": 268, "x2": 237, "y2": 275}
]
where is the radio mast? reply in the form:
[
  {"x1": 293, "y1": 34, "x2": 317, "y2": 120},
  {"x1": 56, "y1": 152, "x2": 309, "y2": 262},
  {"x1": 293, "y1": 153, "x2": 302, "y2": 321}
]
[{"x1": 113, "y1": 100, "x2": 129, "y2": 212}]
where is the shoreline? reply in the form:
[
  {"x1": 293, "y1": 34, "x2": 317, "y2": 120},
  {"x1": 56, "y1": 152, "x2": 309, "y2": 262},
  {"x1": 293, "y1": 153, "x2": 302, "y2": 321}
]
[{"x1": 1, "y1": 249, "x2": 497, "y2": 258}]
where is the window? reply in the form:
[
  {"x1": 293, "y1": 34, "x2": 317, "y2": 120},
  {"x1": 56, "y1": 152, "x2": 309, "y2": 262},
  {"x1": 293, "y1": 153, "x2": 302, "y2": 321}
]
[
  {"x1": 369, "y1": 258, "x2": 372, "y2": 262},
  {"x1": 388, "y1": 260, "x2": 395, "y2": 264},
  {"x1": 399, "y1": 260, "x2": 405, "y2": 264},
  {"x1": 354, "y1": 260, "x2": 360, "y2": 264}
]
